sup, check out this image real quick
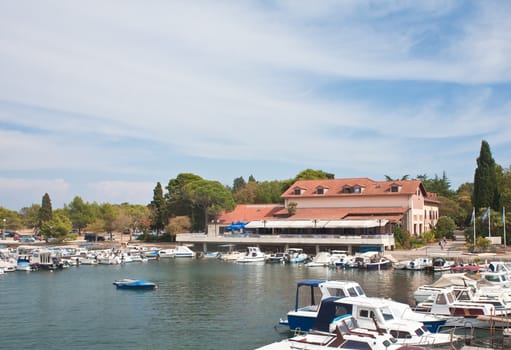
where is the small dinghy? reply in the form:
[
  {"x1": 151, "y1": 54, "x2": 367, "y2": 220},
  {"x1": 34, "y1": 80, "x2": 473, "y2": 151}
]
[{"x1": 113, "y1": 278, "x2": 158, "y2": 290}]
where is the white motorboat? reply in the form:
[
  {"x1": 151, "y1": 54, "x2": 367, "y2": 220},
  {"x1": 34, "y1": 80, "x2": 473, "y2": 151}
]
[
  {"x1": 16, "y1": 259, "x2": 33, "y2": 271},
  {"x1": 173, "y1": 245, "x2": 196, "y2": 258},
  {"x1": 201, "y1": 251, "x2": 219, "y2": 259},
  {"x1": 413, "y1": 273, "x2": 479, "y2": 304},
  {"x1": 392, "y1": 260, "x2": 410, "y2": 270},
  {"x1": 266, "y1": 252, "x2": 286, "y2": 263},
  {"x1": 328, "y1": 250, "x2": 349, "y2": 267},
  {"x1": 406, "y1": 257, "x2": 432, "y2": 270},
  {"x1": 414, "y1": 286, "x2": 503, "y2": 328},
  {"x1": 279, "y1": 279, "x2": 366, "y2": 332},
  {"x1": 158, "y1": 249, "x2": 176, "y2": 258},
  {"x1": 305, "y1": 252, "x2": 332, "y2": 267},
  {"x1": 220, "y1": 250, "x2": 245, "y2": 262},
  {"x1": 258, "y1": 314, "x2": 408, "y2": 350},
  {"x1": 0, "y1": 257, "x2": 17, "y2": 272},
  {"x1": 284, "y1": 248, "x2": 308, "y2": 264},
  {"x1": 328, "y1": 297, "x2": 457, "y2": 347},
  {"x1": 237, "y1": 246, "x2": 266, "y2": 263},
  {"x1": 97, "y1": 254, "x2": 121, "y2": 265},
  {"x1": 479, "y1": 271, "x2": 511, "y2": 287},
  {"x1": 431, "y1": 257, "x2": 455, "y2": 272}
]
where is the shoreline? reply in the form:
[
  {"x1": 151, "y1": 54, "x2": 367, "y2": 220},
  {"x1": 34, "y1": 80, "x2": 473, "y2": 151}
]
[{"x1": 3, "y1": 236, "x2": 511, "y2": 262}]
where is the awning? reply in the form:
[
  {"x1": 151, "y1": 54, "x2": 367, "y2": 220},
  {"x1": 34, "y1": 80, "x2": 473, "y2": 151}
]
[{"x1": 244, "y1": 219, "x2": 388, "y2": 229}]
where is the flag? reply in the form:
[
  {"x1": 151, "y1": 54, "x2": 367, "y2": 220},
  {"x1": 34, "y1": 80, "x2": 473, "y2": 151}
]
[
  {"x1": 482, "y1": 207, "x2": 490, "y2": 222},
  {"x1": 470, "y1": 207, "x2": 475, "y2": 224}
]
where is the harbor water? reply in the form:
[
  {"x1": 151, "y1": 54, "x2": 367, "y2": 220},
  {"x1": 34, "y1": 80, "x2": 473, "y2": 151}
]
[{"x1": 0, "y1": 259, "x2": 501, "y2": 349}]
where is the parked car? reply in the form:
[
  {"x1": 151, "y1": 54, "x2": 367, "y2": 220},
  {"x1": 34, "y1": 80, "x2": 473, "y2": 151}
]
[
  {"x1": 19, "y1": 235, "x2": 36, "y2": 243},
  {"x1": 84, "y1": 233, "x2": 105, "y2": 242},
  {"x1": 4, "y1": 230, "x2": 17, "y2": 238},
  {"x1": 105, "y1": 233, "x2": 116, "y2": 240}
]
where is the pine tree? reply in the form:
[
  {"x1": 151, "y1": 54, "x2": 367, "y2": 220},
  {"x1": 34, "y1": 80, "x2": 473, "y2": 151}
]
[{"x1": 473, "y1": 140, "x2": 500, "y2": 210}]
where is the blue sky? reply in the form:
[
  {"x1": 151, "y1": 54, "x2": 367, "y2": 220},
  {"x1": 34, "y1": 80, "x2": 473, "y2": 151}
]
[{"x1": 1, "y1": 1, "x2": 511, "y2": 211}]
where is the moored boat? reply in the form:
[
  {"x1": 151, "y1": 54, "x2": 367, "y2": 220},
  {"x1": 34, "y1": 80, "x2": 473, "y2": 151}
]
[
  {"x1": 259, "y1": 314, "x2": 419, "y2": 350},
  {"x1": 113, "y1": 278, "x2": 158, "y2": 290},
  {"x1": 237, "y1": 246, "x2": 266, "y2": 263},
  {"x1": 279, "y1": 279, "x2": 366, "y2": 332},
  {"x1": 284, "y1": 248, "x2": 308, "y2": 264},
  {"x1": 174, "y1": 245, "x2": 196, "y2": 258}
]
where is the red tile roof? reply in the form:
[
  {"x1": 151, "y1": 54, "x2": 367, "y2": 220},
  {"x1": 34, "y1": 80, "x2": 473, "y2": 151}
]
[
  {"x1": 218, "y1": 204, "x2": 284, "y2": 224},
  {"x1": 282, "y1": 178, "x2": 430, "y2": 198}
]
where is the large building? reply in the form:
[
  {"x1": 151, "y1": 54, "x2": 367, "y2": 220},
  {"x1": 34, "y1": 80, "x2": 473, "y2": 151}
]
[{"x1": 178, "y1": 178, "x2": 439, "y2": 253}]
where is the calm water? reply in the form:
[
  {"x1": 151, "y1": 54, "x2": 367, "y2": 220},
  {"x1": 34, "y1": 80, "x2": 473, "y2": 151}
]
[{"x1": 0, "y1": 260, "x2": 442, "y2": 350}]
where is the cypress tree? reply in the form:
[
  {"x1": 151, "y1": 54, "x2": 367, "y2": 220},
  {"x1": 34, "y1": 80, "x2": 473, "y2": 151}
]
[
  {"x1": 473, "y1": 140, "x2": 500, "y2": 210},
  {"x1": 150, "y1": 182, "x2": 167, "y2": 235},
  {"x1": 39, "y1": 193, "x2": 53, "y2": 224}
]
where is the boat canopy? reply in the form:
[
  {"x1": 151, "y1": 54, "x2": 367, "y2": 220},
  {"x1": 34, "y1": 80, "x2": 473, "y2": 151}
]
[
  {"x1": 245, "y1": 219, "x2": 388, "y2": 229},
  {"x1": 297, "y1": 279, "x2": 327, "y2": 287}
]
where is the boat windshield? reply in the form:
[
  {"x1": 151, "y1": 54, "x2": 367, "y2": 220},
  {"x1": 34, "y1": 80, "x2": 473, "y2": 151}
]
[
  {"x1": 327, "y1": 288, "x2": 347, "y2": 297},
  {"x1": 381, "y1": 306, "x2": 394, "y2": 321}
]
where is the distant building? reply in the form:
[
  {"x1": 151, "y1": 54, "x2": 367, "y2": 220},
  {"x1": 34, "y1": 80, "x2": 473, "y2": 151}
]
[{"x1": 217, "y1": 178, "x2": 439, "y2": 237}]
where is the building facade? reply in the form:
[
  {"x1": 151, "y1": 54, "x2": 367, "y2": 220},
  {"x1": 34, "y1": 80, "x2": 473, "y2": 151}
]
[{"x1": 180, "y1": 178, "x2": 439, "y2": 253}]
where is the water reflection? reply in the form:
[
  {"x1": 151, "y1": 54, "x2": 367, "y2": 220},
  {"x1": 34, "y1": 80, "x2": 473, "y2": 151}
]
[{"x1": 0, "y1": 259, "x2": 467, "y2": 350}]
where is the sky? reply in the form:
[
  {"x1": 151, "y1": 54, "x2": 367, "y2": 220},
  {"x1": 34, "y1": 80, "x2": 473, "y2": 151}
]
[{"x1": 1, "y1": 0, "x2": 511, "y2": 211}]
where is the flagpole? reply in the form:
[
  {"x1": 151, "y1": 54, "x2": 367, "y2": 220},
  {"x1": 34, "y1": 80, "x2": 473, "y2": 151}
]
[
  {"x1": 488, "y1": 208, "x2": 491, "y2": 238},
  {"x1": 473, "y1": 207, "x2": 476, "y2": 246},
  {"x1": 504, "y1": 207, "x2": 507, "y2": 248}
]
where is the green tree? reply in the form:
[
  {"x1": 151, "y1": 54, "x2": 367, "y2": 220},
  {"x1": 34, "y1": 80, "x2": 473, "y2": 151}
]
[
  {"x1": 39, "y1": 193, "x2": 53, "y2": 226},
  {"x1": 0, "y1": 207, "x2": 23, "y2": 232},
  {"x1": 99, "y1": 203, "x2": 118, "y2": 234},
  {"x1": 233, "y1": 181, "x2": 258, "y2": 203},
  {"x1": 166, "y1": 173, "x2": 203, "y2": 217},
  {"x1": 39, "y1": 210, "x2": 73, "y2": 241},
  {"x1": 434, "y1": 216, "x2": 456, "y2": 239},
  {"x1": 288, "y1": 202, "x2": 297, "y2": 216},
  {"x1": 295, "y1": 169, "x2": 335, "y2": 180},
  {"x1": 65, "y1": 196, "x2": 94, "y2": 233},
  {"x1": 456, "y1": 183, "x2": 474, "y2": 226},
  {"x1": 420, "y1": 172, "x2": 454, "y2": 199},
  {"x1": 473, "y1": 140, "x2": 500, "y2": 211},
  {"x1": 232, "y1": 176, "x2": 246, "y2": 193},
  {"x1": 184, "y1": 179, "x2": 235, "y2": 233},
  {"x1": 19, "y1": 204, "x2": 41, "y2": 229},
  {"x1": 393, "y1": 225, "x2": 412, "y2": 249},
  {"x1": 149, "y1": 182, "x2": 167, "y2": 235},
  {"x1": 385, "y1": 175, "x2": 410, "y2": 181},
  {"x1": 166, "y1": 216, "x2": 191, "y2": 235},
  {"x1": 254, "y1": 180, "x2": 286, "y2": 203},
  {"x1": 497, "y1": 165, "x2": 511, "y2": 214}
]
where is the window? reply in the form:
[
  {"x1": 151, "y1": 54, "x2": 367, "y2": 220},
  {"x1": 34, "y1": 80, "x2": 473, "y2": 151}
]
[
  {"x1": 353, "y1": 186, "x2": 361, "y2": 193},
  {"x1": 293, "y1": 188, "x2": 301, "y2": 195},
  {"x1": 328, "y1": 287, "x2": 346, "y2": 297},
  {"x1": 390, "y1": 185, "x2": 399, "y2": 192},
  {"x1": 348, "y1": 287, "x2": 358, "y2": 297},
  {"x1": 342, "y1": 340, "x2": 371, "y2": 350},
  {"x1": 343, "y1": 187, "x2": 352, "y2": 193},
  {"x1": 316, "y1": 187, "x2": 324, "y2": 195}
]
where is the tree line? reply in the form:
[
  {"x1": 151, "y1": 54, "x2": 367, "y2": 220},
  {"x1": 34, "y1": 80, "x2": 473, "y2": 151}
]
[{"x1": 1, "y1": 141, "x2": 509, "y2": 245}]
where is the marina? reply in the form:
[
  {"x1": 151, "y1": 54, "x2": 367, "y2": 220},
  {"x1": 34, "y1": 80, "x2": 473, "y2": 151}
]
[{"x1": 2, "y1": 246, "x2": 511, "y2": 349}]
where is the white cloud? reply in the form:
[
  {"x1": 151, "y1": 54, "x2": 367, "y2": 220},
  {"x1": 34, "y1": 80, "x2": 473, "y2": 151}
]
[
  {"x1": 0, "y1": 1, "x2": 511, "y2": 209},
  {"x1": 86, "y1": 181, "x2": 155, "y2": 205},
  {"x1": 0, "y1": 178, "x2": 71, "y2": 210}
]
